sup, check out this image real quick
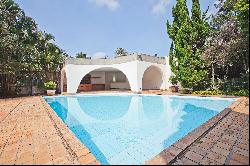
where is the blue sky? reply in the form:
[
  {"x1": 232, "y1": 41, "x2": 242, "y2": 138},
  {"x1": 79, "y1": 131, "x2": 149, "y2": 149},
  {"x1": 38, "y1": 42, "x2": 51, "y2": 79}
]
[{"x1": 15, "y1": 0, "x2": 216, "y2": 58}]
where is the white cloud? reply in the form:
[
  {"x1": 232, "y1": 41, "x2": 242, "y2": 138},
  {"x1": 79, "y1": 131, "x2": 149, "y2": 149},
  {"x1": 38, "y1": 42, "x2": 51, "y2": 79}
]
[
  {"x1": 88, "y1": 0, "x2": 120, "y2": 11},
  {"x1": 91, "y1": 52, "x2": 107, "y2": 59},
  {"x1": 152, "y1": 0, "x2": 171, "y2": 15}
]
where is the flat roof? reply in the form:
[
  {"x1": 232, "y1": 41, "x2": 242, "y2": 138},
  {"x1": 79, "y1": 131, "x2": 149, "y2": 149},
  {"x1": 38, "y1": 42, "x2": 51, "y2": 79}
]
[{"x1": 65, "y1": 54, "x2": 166, "y2": 65}]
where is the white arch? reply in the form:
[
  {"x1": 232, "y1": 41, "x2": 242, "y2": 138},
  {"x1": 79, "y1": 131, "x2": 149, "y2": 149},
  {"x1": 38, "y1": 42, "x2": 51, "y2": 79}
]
[
  {"x1": 142, "y1": 65, "x2": 163, "y2": 90},
  {"x1": 78, "y1": 67, "x2": 131, "y2": 91},
  {"x1": 137, "y1": 61, "x2": 167, "y2": 91},
  {"x1": 64, "y1": 59, "x2": 171, "y2": 93},
  {"x1": 65, "y1": 61, "x2": 139, "y2": 93}
]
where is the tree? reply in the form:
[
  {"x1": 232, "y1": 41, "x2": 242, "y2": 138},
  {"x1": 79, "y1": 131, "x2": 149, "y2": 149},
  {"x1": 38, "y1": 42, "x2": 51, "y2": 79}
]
[
  {"x1": 235, "y1": 0, "x2": 249, "y2": 39},
  {"x1": 167, "y1": 0, "x2": 209, "y2": 90},
  {"x1": 234, "y1": 0, "x2": 249, "y2": 73},
  {"x1": 191, "y1": 0, "x2": 210, "y2": 52},
  {"x1": 76, "y1": 52, "x2": 87, "y2": 58},
  {"x1": 0, "y1": 0, "x2": 66, "y2": 97},
  {"x1": 115, "y1": 48, "x2": 127, "y2": 57},
  {"x1": 202, "y1": 0, "x2": 249, "y2": 90}
]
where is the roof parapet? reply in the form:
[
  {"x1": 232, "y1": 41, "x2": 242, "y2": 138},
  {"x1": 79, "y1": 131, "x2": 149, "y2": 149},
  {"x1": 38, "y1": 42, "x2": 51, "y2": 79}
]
[{"x1": 65, "y1": 54, "x2": 166, "y2": 66}]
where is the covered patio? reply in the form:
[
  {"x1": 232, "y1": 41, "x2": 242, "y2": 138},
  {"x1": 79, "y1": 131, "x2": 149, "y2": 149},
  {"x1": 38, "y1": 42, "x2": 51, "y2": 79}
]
[
  {"x1": 61, "y1": 54, "x2": 172, "y2": 94},
  {"x1": 77, "y1": 67, "x2": 130, "y2": 92}
]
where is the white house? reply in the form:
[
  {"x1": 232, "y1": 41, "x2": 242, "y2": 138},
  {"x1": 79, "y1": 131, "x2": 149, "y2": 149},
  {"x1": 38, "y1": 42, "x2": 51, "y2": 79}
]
[{"x1": 61, "y1": 53, "x2": 172, "y2": 94}]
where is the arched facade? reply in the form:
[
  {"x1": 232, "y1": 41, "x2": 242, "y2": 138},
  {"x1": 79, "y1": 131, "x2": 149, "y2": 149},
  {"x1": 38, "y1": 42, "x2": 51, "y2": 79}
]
[
  {"x1": 142, "y1": 65, "x2": 163, "y2": 90},
  {"x1": 61, "y1": 55, "x2": 172, "y2": 93},
  {"x1": 76, "y1": 67, "x2": 131, "y2": 92}
]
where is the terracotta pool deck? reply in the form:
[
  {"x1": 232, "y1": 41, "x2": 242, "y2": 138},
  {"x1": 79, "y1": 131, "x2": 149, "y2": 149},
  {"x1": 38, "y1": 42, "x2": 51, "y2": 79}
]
[
  {"x1": 146, "y1": 97, "x2": 249, "y2": 165},
  {"x1": 0, "y1": 92, "x2": 249, "y2": 165},
  {"x1": 0, "y1": 97, "x2": 99, "y2": 165}
]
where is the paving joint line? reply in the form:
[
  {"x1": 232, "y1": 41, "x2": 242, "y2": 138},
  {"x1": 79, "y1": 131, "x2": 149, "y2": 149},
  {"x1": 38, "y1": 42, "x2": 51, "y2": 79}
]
[
  {"x1": 224, "y1": 113, "x2": 249, "y2": 165},
  {"x1": 40, "y1": 97, "x2": 80, "y2": 163},
  {"x1": 0, "y1": 99, "x2": 23, "y2": 124},
  {"x1": 168, "y1": 101, "x2": 241, "y2": 165}
]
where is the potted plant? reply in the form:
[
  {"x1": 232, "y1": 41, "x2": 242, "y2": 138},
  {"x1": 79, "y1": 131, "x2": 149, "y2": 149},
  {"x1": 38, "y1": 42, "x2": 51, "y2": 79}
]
[
  {"x1": 169, "y1": 76, "x2": 179, "y2": 93},
  {"x1": 44, "y1": 81, "x2": 57, "y2": 96}
]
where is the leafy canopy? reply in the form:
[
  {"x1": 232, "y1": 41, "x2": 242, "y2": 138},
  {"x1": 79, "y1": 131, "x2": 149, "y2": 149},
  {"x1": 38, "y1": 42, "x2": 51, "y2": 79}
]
[
  {"x1": 167, "y1": 0, "x2": 209, "y2": 90},
  {"x1": 0, "y1": 0, "x2": 66, "y2": 96}
]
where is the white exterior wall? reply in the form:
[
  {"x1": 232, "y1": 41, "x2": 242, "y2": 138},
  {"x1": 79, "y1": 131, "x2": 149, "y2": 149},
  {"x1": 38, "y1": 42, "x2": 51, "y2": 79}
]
[
  {"x1": 137, "y1": 61, "x2": 167, "y2": 91},
  {"x1": 62, "y1": 57, "x2": 172, "y2": 93},
  {"x1": 165, "y1": 56, "x2": 172, "y2": 89},
  {"x1": 142, "y1": 66, "x2": 163, "y2": 90}
]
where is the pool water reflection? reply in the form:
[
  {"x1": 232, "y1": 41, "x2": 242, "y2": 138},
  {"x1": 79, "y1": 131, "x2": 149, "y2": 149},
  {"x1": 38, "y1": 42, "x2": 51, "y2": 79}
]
[{"x1": 44, "y1": 94, "x2": 235, "y2": 165}]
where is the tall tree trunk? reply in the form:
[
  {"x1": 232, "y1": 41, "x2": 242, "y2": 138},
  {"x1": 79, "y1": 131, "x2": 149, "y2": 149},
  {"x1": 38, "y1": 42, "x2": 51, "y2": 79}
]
[
  {"x1": 30, "y1": 71, "x2": 33, "y2": 96},
  {"x1": 5, "y1": 74, "x2": 9, "y2": 97},
  {"x1": 244, "y1": 57, "x2": 249, "y2": 74},
  {"x1": 2, "y1": 74, "x2": 11, "y2": 97},
  {"x1": 224, "y1": 66, "x2": 229, "y2": 81},
  {"x1": 211, "y1": 62, "x2": 215, "y2": 89},
  {"x1": 0, "y1": 74, "x2": 6, "y2": 98}
]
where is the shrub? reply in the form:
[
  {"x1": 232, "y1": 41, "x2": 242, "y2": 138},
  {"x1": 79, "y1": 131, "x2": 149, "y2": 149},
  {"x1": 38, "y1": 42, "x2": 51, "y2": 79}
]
[
  {"x1": 169, "y1": 76, "x2": 178, "y2": 85},
  {"x1": 193, "y1": 90, "x2": 223, "y2": 96},
  {"x1": 193, "y1": 89, "x2": 249, "y2": 97},
  {"x1": 195, "y1": 74, "x2": 249, "y2": 97},
  {"x1": 180, "y1": 88, "x2": 193, "y2": 94},
  {"x1": 44, "y1": 81, "x2": 57, "y2": 90},
  {"x1": 222, "y1": 75, "x2": 249, "y2": 92},
  {"x1": 224, "y1": 89, "x2": 249, "y2": 97}
]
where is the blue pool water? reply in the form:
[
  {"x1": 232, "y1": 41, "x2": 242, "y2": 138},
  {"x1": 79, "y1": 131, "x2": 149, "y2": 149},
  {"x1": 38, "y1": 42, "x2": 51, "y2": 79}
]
[{"x1": 44, "y1": 94, "x2": 235, "y2": 165}]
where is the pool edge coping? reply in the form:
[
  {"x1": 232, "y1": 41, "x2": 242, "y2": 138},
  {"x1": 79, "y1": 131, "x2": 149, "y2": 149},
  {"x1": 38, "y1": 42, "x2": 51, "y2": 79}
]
[
  {"x1": 145, "y1": 97, "x2": 247, "y2": 165},
  {"x1": 39, "y1": 96, "x2": 101, "y2": 165},
  {"x1": 40, "y1": 95, "x2": 247, "y2": 165},
  {"x1": 43, "y1": 92, "x2": 238, "y2": 102}
]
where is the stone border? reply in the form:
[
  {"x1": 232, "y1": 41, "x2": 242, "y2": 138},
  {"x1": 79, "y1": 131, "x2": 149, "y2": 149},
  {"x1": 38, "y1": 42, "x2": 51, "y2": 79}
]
[
  {"x1": 39, "y1": 97, "x2": 100, "y2": 165},
  {"x1": 61, "y1": 90, "x2": 243, "y2": 99},
  {"x1": 145, "y1": 98, "x2": 245, "y2": 165},
  {"x1": 38, "y1": 94, "x2": 245, "y2": 165},
  {"x1": 0, "y1": 94, "x2": 246, "y2": 165}
]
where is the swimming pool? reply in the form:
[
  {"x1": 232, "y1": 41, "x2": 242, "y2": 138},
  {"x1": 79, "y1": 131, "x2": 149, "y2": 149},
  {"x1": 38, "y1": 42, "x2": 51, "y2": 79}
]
[{"x1": 44, "y1": 94, "x2": 235, "y2": 165}]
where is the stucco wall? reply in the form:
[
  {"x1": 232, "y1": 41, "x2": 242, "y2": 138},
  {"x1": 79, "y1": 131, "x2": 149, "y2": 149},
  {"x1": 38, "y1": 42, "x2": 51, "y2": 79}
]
[
  {"x1": 137, "y1": 61, "x2": 168, "y2": 91},
  {"x1": 64, "y1": 61, "x2": 139, "y2": 93},
  {"x1": 142, "y1": 66, "x2": 163, "y2": 90},
  {"x1": 62, "y1": 57, "x2": 172, "y2": 93}
]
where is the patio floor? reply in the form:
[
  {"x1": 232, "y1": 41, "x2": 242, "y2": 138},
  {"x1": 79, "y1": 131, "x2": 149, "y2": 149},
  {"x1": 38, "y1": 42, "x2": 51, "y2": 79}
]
[
  {"x1": 0, "y1": 93, "x2": 249, "y2": 165},
  {"x1": 146, "y1": 97, "x2": 249, "y2": 165},
  {"x1": 0, "y1": 97, "x2": 99, "y2": 165}
]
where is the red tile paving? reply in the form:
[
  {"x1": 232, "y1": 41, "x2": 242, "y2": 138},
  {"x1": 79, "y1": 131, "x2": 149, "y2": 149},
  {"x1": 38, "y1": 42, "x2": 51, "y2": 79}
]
[
  {"x1": 0, "y1": 97, "x2": 99, "y2": 165},
  {"x1": 146, "y1": 97, "x2": 249, "y2": 165},
  {"x1": 0, "y1": 92, "x2": 249, "y2": 165}
]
